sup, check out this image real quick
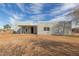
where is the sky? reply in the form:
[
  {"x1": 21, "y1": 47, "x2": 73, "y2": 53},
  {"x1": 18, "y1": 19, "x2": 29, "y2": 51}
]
[{"x1": 0, "y1": 3, "x2": 79, "y2": 28}]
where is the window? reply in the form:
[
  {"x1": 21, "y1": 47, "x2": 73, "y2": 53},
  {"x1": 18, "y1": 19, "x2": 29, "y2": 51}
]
[{"x1": 44, "y1": 27, "x2": 50, "y2": 31}]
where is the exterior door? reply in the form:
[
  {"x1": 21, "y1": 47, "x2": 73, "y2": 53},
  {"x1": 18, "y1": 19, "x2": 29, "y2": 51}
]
[{"x1": 31, "y1": 27, "x2": 34, "y2": 34}]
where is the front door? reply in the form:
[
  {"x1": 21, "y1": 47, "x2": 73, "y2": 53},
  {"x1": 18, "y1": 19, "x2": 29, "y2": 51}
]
[{"x1": 31, "y1": 27, "x2": 34, "y2": 34}]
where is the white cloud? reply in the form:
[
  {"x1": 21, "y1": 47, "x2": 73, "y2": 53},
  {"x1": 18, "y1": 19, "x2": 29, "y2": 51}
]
[
  {"x1": 9, "y1": 17, "x2": 16, "y2": 25},
  {"x1": 50, "y1": 3, "x2": 79, "y2": 17},
  {"x1": 0, "y1": 4, "x2": 24, "y2": 26},
  {"x1": 50, "y1": 15, "x2": 72, "y2": 22},
  {"x1": 1, "y1": 3, "x2": 78, "y2": 24},
  {"x1": 16, "y1": 3, "x2": 45, "y2": 21},
  {"x1": 1, "y1": 8, "x2": 23, "y2": 25},
  {"x1": 0, "y1": 4, "x2": 23, "y2": 24},
  {"x1": 8, "y1": 14, "x2": 23, "y2": 29},
  {"x1": 50, "y1": 3, "x2": 79, "y2": 22},
  {"x1": 50, "y1": 16, "x2": 66, "y2": 22},
  {"x1": 12, "y1": 14, "x2": 21, "y2": 20},
  {"x1": 9, "y1": 14, "x2": 23, "y2": 24},
  {"x1": 16, "y1": 3, "x2": 32, "y2": 14},
  {"x1": 61, "y1": 3, "x2": 78, "y2": 10},
  {"x1": 29, "y1": 3, "x2": 44, "y2": 14},
  {"x1": 30, "y1": 14, "x2": 45, "y2": 21},
  {"x1": 16, "y1": 3, "x2": 44, "y2": 14},
  {"x1": 16, "y1": 3, "x2": 25, "y2": 12},
  {"x1": 27, "y1": 4, "x2": 45, "y2": 21}
]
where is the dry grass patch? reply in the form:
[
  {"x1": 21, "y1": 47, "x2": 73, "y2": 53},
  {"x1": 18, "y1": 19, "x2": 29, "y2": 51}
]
[{"x1": 0, "y1": 34, "x2": 79, "y2": 56}]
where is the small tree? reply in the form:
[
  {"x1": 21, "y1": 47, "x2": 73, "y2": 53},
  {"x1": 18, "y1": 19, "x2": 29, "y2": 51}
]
[{"x1": 3, "y1": 24, "x2": 11, "y2": 29}]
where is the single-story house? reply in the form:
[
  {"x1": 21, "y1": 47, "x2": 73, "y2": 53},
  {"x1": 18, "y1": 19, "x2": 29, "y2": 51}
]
[
  {"x1": 11, "y1": 8, "x2": 79, "y2": 35},
  {"x1": 14, "y1": 20, "x2": 72, "y2": 35}
]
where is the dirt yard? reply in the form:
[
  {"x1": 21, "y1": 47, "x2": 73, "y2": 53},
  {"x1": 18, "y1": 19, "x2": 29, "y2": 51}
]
[{"x1": 0, "y1": 34, "x2": 79, "y2": 56}]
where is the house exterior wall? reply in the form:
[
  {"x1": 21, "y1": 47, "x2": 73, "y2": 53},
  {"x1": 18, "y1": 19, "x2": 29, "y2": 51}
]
[
  {"x1": 17, "y1": 26, "x2": 37, "y2": 34},
  {"x1": 16, "y1": 26, "x2": 31, "y2": 34},
  {"x1": 15, "y1": 21, "x2": 72, "y2": 35},
  {"x1": 37, "y1": 21, "x2": 72, "y2": 35},
  {"x1": 37, "y1": 22, "x2": 53, "y2": 35}
]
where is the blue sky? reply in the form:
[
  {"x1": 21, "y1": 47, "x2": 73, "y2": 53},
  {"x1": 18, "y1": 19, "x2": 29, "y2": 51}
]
[{"x1": 0, "y1": 3, "x2": 79, "y2": 28}]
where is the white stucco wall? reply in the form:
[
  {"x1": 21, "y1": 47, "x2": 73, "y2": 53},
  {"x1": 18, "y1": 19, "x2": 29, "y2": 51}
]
[
  {"x1": 37, "y1": 22, "x2": 53, "y2": 35},
  {"x1": 14, "y1": 21, "x2": 72, "y2": 35},
  {"x1": 37, "y1": 21, "x2": 72, "y2": 35}
]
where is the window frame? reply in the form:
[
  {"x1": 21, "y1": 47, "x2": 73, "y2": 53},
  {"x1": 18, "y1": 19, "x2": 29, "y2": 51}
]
[{"x1": 44, "y1": 27, "x2": 50, "y2": 31}]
